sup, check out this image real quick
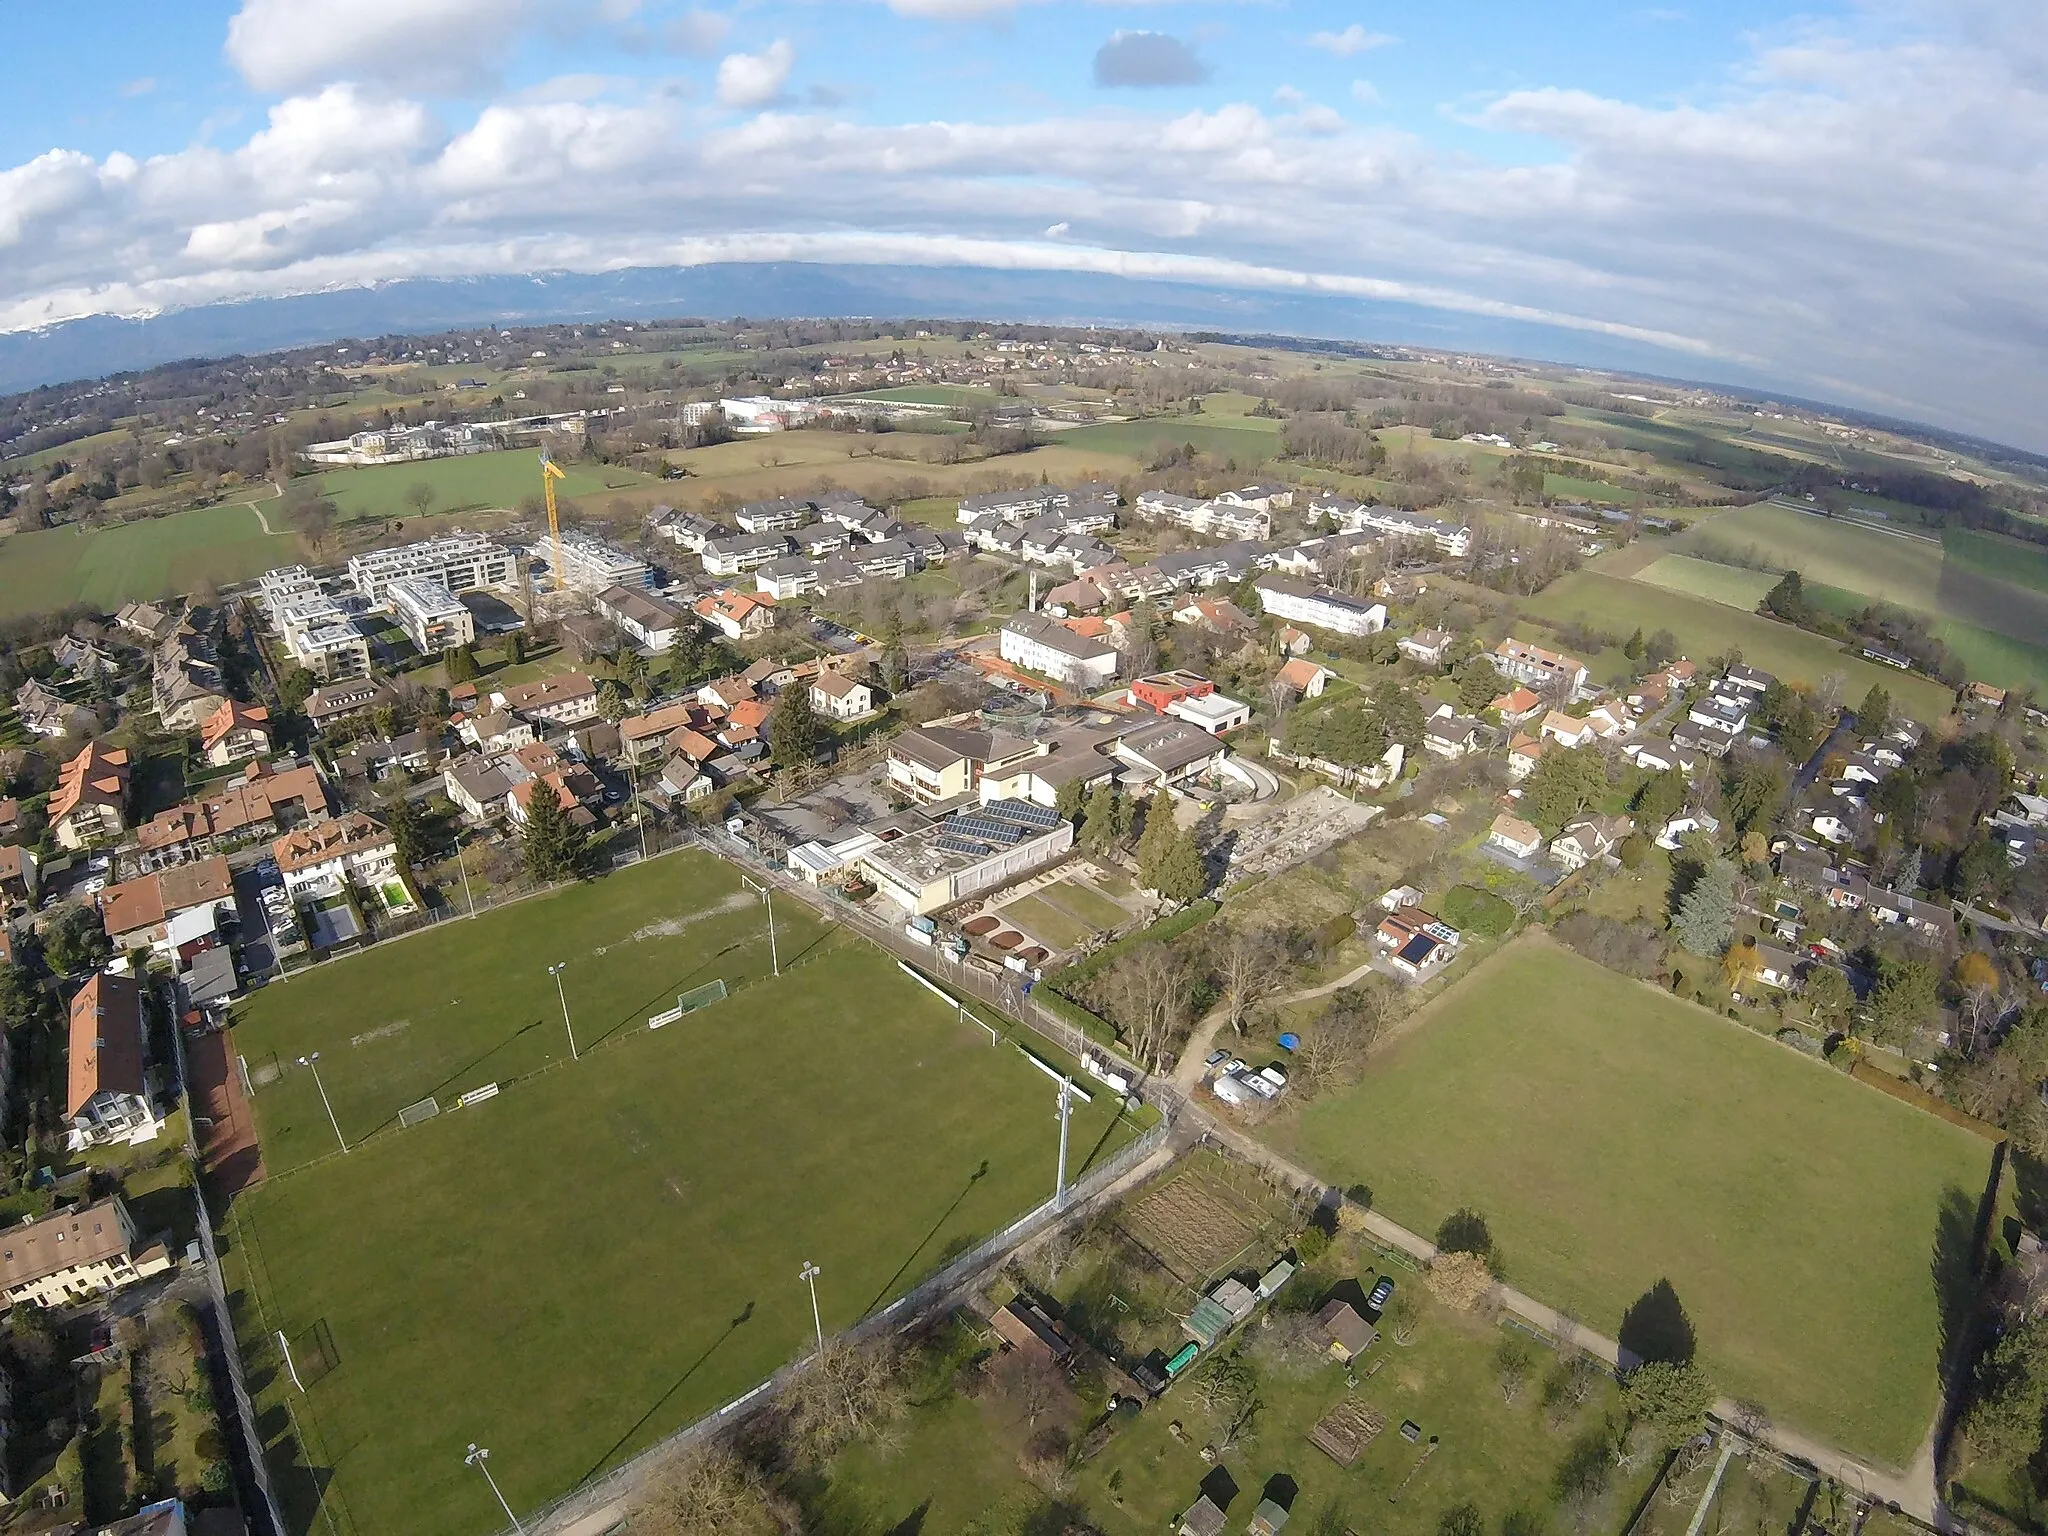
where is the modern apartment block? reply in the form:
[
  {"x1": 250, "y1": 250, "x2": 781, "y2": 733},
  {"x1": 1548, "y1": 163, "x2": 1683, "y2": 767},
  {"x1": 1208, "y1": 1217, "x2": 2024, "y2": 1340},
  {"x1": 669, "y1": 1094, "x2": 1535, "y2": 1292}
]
[
  {"x1": 277, "y1": 594, "x2": 371, "y2": 680},
  {"x1": 387, "y1": 576, "x2": 477, "y2": 653},
  {"x1": 347, "y1": 532, "x2": 516, "y2": 602},
  {"x1": 547, "y1": 530, "x2": 650, "y2": 592}
]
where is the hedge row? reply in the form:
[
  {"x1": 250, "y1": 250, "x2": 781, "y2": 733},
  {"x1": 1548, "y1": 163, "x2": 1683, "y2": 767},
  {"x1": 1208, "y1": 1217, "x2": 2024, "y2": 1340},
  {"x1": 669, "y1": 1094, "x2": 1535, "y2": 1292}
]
[
  {"x1": 1849, "y1": 1060, "x2": 2006, "y2": 1141},
  {"x1": 1048, "y1": 899, "x2": 1221, "y2": 990}
]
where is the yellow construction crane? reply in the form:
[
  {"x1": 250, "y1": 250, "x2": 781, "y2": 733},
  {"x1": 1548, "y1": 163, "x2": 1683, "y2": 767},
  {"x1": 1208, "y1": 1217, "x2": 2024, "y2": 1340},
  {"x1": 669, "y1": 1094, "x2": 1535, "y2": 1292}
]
[{"x1": 539, "y1": 451, "x2": 568, "y2": 591}]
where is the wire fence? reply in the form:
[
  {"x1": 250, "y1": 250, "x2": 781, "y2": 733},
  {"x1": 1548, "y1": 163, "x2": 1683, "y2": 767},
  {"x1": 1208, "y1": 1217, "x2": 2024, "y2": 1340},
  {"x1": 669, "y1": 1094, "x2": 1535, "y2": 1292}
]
[
  {"x1": 510, "y1": 1114, "x2": 1173, "y2": 1536},
  {"x1": 167, "y1": 1009, "x2": 290, "y2": 1536}
]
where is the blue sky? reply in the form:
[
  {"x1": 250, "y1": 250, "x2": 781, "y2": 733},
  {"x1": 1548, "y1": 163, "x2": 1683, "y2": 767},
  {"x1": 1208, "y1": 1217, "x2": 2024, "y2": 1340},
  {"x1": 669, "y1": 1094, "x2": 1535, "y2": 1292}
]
[{"x1": 1, "y1": 0, "x2": 2043, "y2": 447}]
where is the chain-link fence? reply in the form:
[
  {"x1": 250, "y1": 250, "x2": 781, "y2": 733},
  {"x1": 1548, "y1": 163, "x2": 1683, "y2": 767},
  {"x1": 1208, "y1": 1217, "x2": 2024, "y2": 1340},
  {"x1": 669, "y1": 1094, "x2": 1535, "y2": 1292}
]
[{"x1": 512, "y1": 1114, "x2": 1173, "y2": 1536}]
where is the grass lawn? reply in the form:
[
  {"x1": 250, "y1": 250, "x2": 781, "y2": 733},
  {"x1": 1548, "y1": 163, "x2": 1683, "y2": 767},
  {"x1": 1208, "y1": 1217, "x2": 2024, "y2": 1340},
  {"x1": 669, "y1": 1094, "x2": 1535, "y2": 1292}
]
[
  {"x1": 227, "y1": 915, "x2": 1140, "y2": 1536},
  {"x1": 1632, "y1": 553, "x2": 1778, "y2": 609},
  {"x1": 1040, "y1": 878, "x2": 1133, "y2": 931},
  {"x1": 1522, "y1": 569, "x2": 1955, "y2": 721},
  {"x1": 313, "y1": 449, "x2": 649, "y2": 522},
  {"x1": 995, "y1": 891, "x2": 1096, "y2": 951},
  {"x1": 1057, "y1": 420, "x2": 1280, "y2": 466},
  {"x1": 831, "y1": 384, "x2": 994, "y2": 407},
  {"x1": 232, "y1": 851, "x2": 829, "y2": 1175},
  {"x1": 1544, "y1": 471, "x2": 1641, "y2": 504},
  {"x1": 1275, "y1": 939, "x2": 1995, "y2": 1466},
  {"x1": 0, "y1": 501, "x2": 300, "y2": 621}
]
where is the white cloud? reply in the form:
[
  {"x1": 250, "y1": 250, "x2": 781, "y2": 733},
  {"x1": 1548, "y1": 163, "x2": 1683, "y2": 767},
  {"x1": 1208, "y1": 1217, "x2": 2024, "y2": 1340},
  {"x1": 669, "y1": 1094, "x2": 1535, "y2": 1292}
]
[
  {"x1": 716, "y1": 38, "x2": 794, "y2": 108},
  {"x1": 663, "y1": 9, "x2": 729, "y2": 55},
  {"x1": 1308, "y1": 24, "x2": 1394, "y2": 58},
  {"x1": 1273, "y1": 84, "x2": 1306, "y2": 107},
  {"x1": 1350, "y1": 79, "x2": 1381, "y2": 105},
  {"x1": 225, "y1": 0, "x2": 558, "y2": 93},
  {"x1": 1045, "y1": 220, "x2": 1070, "y2": 237}
]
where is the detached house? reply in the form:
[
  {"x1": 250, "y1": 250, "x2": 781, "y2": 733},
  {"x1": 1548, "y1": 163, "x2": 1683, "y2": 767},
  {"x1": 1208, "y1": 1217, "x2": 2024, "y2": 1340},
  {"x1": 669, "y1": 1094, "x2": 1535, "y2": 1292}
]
[
  {"x1": 1488, "y1": 813, "x2": 1545, "y2": 860},
  {"x1": 695, "y1": 589, "x2": 777, "y2": 641},
  {"x1": 274, "y1": 812, "x2": 399, "y2": 900},
  {"x1": 201, "y1": 700, "x2": 272, "y2": 767},
  {"x1": 49, "y1": 741, "x2": 130, "y2": 849},
  {"x1": 1551, "y1": 814, "x2": 1633, "y2": 872},
  {"x1": 66, "y1": 974, "x2": 153, "y2": 1149},
  {"x1": 810, "y1": 671, "x2": 875, "y2": 722},
  {"x1": 0, "y1": 1196, "x2": 171, "y2": 1310},
  {"x1": 491, "y1": 674, "x2": 601, "y2": 728},
  {"x1": 1397, "y1": 629, "x2": 1453, "y2": 668}
]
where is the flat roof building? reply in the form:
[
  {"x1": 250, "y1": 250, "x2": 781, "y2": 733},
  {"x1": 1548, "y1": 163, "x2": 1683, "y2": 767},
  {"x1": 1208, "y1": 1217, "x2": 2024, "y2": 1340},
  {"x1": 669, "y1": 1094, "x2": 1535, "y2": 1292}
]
[
  {"x1": 387, "y1": 576, "x2": 476, "y2": 654},
  {"x1": 348, "y1": 532, "x2": 516, "y2": 602}
]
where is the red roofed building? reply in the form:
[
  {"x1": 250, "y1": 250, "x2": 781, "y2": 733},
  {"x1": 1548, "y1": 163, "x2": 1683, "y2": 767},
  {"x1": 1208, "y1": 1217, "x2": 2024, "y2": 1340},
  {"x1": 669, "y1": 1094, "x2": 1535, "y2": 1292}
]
[
  {"x1": 49, "y1": 741, "x2": 130, "y2": 850},
  {"x1": 67, "y1": 973, "x2": 152, "y2": 1148},
  {"x1": 201, "y1": 699, "x2": 272, "y2": 767},
  {"x1": 694, "y1": 589, "x2": 777, "y2": 641}
]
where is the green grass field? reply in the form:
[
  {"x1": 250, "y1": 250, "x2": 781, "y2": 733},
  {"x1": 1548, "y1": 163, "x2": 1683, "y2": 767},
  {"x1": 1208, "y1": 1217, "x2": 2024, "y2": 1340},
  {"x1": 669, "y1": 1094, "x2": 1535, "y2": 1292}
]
[
  {"x1": 1679, "y1": 503, "x2": 1943, "y2": 607},
  {"x1": 1058, "y1": 420, "x2": 1280, "y2": 466},
  {"x1": 1279, "y1": 941, "x2": 1993, "y2": 1465},
  {"x1": 227, "y1": 853, "x2": 1138, "y2": 1536},
  {"x1": 831, "y1": 384, "x2": 995, "y2": 407},
  {"x1": 1544, "y1": 471, "x2": 1641, "y2": 504},
  {"x1": 994, "y1": 892, "x2": 1095, "y2": 951},
  {"x1": 1523, "y1": 569, "x2": 1956, "y2": 720},
  {"x1": 1944, "y1": 527, "x2": 2048, "y2": 596},
  {"x1": 0, "y1": 501, "x2": 299, "y2": 620},
  {"x1": 1632, "y1": 553, "x2": 1778, "y2": 609},
  {"x1": 312, "y1": 449, "x2": 651, "y2": 523},
  {"x1": 234, "y1": 853, "x2": 821, "y2": 1175}
]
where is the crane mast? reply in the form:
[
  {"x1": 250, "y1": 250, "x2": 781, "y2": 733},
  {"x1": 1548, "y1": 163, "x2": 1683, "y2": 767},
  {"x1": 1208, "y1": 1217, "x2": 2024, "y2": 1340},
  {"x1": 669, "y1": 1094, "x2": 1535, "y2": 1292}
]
[{"x1": 539, "y1": 451, "x2": 568, "y2": 591}]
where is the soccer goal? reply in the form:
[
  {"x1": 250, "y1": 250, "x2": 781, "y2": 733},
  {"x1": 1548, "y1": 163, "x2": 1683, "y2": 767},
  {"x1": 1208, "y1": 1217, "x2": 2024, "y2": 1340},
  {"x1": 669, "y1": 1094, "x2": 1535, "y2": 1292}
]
[
  {"x1": 397, "y1": 1096, "x2": 439, "y2": 1129},
  {"x1": 650, "y1": 978, "x2": 727, "y2": 1028}
]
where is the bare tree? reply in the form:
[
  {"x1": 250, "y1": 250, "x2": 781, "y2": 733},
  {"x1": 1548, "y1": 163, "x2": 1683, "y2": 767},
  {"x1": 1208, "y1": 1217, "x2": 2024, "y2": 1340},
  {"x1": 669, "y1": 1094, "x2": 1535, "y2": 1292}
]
[
  {"x1": 1218, "y1": 924, "x2": 1286, "y2": 1035},
  {"x1": 633, "y1": 1441, "x2": 792, "y2": 1536},
  {"x1": 1103, "y1": 941, "x2": 1194, "y2": 1072},
  {"x1": 1496, "y1": 1336, "x2": 1535, "y2": 1403},
  {"x1": 776, "y1": 1337, "x2": 909, "y2": 1466},
  {"x1": 991, "y1": 1347, "x2": 1065, "y2": 1429},
  {"x1": 1187, "y1": 1354, "x2": 1259, "y2": 1453}
]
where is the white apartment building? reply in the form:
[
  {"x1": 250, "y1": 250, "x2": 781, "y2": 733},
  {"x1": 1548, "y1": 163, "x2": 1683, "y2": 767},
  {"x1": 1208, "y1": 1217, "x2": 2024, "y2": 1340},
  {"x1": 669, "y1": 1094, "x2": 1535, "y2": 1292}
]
[
  {"x1": 1491, "y1": 638, "x2": 1591, "y2": 697},
  {"x1": 277, "y1": 594, "x2": 371, "y2": 680},
  {"x1": 999, "y1": 614, "x2": 1121, "y2": 690},
  {"x1": 274, "y1": 811, "x2": 400, "y2": 899},
  {"x1": 348, "y1": 532, "x2": 517, "y2": 602},
  {"x1": 548, "y1": 530, "x2": 649, "y2": 593},
  {"x1": 387, "y1": 576, "x2": 476, "y2": 654},
  {"x1": 733, "y1": 498, "x2": 811, "y2": 533},
  {"x1": 702, "y1": 532, "x2": 794, "y2": 576},
  {"x1": 258, "y1": 565, "x2": 324, "y2": 623},
  {"x1": 0, "y1": 1197, "x2": 171, "y2": 1310},
  {"x1": 1133, "y1": 491, "x2": 1271, "y2": 542},
  {"x1": 1312, "y1": 496, "x2": 1472, "y2": 556},
  {"x1": 1251, "y1": 576, "x2": 1388, "y2": 637}
]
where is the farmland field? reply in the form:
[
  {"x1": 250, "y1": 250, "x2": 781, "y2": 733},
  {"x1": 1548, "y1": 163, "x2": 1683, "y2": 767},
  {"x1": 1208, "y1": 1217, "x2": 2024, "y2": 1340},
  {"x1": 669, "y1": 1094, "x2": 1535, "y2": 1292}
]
[
  {"x1": 1632, "y1": 553, "x2": 1778, "y2": 608},
  {"x1": 1277, "y1": 939, "x2": 1994, "y2": 1466},
  {"x1": 224, "y1": 851, "x2": 1140, "y2": 1536},
  {"x1": 0, "y1": 500, "x2": 299, "y2": 620},
  {"x1": 1521, "y1": 570, "x2": 1956, "y2": 720},
  {"x1": 1944, "y1": 527, "x2": 2048, "y2": 595},
  {"x1": 1057, "y1": 419, "x2": 1281, "y2": 466},
  {"x1": 312, "y1": 449, "x2": 651, "y2": 523},
  {"x1": 1677, "y1": 502, "x2": 1943, "y2": 607}
]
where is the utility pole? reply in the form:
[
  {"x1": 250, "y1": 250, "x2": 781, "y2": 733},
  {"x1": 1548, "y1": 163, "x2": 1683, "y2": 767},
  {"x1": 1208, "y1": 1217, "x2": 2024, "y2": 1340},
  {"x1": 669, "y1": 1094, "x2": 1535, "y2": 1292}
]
[
  {"x1": 741, "y1": 876, "x2": 779, "y2": 976},
  {"x1": 548, "y1": 962, "x2": 578, "y2": 1060},
  {"x1": 1054, "y1": 1077, "x2": 1074, "y2": 1210},
  {"x1": 799, "y1": 1260, "x2": 824, "y2": 1356},
  {"x1": 464, "y1": 1444, "x2": 523, "y2": 1535},
  {"x1": 298, "y1": 1054, "x2": 347, "y2": 1154}
]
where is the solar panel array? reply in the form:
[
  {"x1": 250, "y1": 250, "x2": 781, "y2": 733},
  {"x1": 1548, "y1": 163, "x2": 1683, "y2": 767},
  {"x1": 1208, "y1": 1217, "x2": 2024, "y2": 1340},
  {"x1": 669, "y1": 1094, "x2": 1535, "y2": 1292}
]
[{"x1": 985, "y1": 799, "x2": 1061, "y2": 832}]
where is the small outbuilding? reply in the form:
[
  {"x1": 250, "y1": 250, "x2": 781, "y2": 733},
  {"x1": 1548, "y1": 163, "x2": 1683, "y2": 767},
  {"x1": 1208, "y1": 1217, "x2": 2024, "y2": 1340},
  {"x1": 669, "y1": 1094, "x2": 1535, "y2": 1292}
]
[{"x1": 1314, "y1": 1298, "x2": 1378, "y2": 1363}]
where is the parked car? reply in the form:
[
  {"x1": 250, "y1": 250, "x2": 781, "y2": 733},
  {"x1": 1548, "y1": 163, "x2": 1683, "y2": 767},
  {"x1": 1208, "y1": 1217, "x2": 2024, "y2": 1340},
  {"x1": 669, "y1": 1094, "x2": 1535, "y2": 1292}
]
[
  {"x1": 1259, "y1": 1065, "x2": 1288, "y2": 1090},
  {"x1": 1366, "y1": 1276, "x2": 1396, "y2": 1314},
  {"x1": 1205, "y1": 1049, "x2": 1229, "y2": 1068},
  {"x1": 1237, "y1": 1071, "x2": 1278, "y2": 1100}
]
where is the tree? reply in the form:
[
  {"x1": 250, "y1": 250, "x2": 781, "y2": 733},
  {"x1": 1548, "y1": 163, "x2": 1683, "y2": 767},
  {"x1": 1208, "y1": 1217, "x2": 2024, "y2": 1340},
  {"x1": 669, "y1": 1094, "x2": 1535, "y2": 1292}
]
[
  {"x1": 520, "y1": 782, "x2": 585, "y2": 884},
  {"x1": 404, "y1": 482, "x2": 437, "y2": 519},
  {"x1": 1218, "y1": 925, "x2": 1284, "y2": 1034},
  {"x1": 1631, "y1": 769, "x2": 1687, "y2": 829},
  {"x1": 1384, "y1": 1286, "x2": 1422, "y2": 1345},
  {"x1": 1101, "y1": 941, "x2": 1193, "y2": 1071},
  {"x1": 1425, "y1": 1250, "x2": 1493, "y2": 1312},
  {"x1": 1135, "y1": 788, "x2": 1179, "y2": 883},
  {"x1": 1671, "y1": 858, "x2": 1736, "y2": 957},
  {"x1": 1496, "y1": 1337, "x2": 1536, "y2": 1404},
  {"x1": 1858, "y1": 683, "x2": 1892, "y2": 741},
  {"x1": 1803, "y1": 964, "x2": 1855, "y2": 1033},
  {"x1": 1457, "y1": 665, "x2": 1498, "y2": 714},
  {"x1": 1722, "y1": 758, "x2": 1787, "y2": 839},
  {"x1": 278, "y1": 665, "x2": 316, "y2": 711},
  {"x1": 1619, "y1": 1361, "x2": 1714, "y2": 1448},
  {"x1": 778, "y1": 1337, "x2": 909, "y2": 1466},
  {"x1": 1868, "y1": 954, "x2": 1940, "y2": 1046},
  {"x1": 1080, "y1": 784, "x2": 1119, "y2": 850},
  {"x1": 1524, "y1": 748, "x2": 1607, "y2": 835},
  {"x1": 1054, "y1": 777, "x2": 1087, "y2": 825},
  {"x1": 596, "y1": 680, "x2": 628, "y2": 723},
  {"x1": 442, "y1": 644, "x2": 478, "y2": 684},
  {"x1": 1965, "y1": 1316, "x2": 2048, "y2": 1464},
  {"x1": 285, "y1": 486, "x2": 336, "y2": 553},
  {"x1": 1643, "y1": 629, "x2": 1680, "y2": 667},
  {"x1": 45, "y1": 903, "x2": 111, "y2": 976},
  {"x1": 769, "y1": 684, "x2": 819, "y2": 770},
  {"x1": 1763, "y1": 570, "x2": 1811, "y2": 625},
  {"x1": 632, "y1": 1442, "x2": 788, "y2": 1536},
  {"x1": 666, "y1": 627, "x2": 704, "y2": 687},
  {"x1": 1153, "y1": 833, "x2": 1208, "y2": 905},
  {"x1": 1295, "y1": 981, "x2": 1395, "y2": 1093},
  {"x1": 1956, "y1": 950, "x2": 2001, "y2": 994},
  {"x1": 1623, "y1": 627, "x2": 1645, "y2": 661},
  {"x1": 384, "y1": 796, "x2": 428, "y2": 869}
]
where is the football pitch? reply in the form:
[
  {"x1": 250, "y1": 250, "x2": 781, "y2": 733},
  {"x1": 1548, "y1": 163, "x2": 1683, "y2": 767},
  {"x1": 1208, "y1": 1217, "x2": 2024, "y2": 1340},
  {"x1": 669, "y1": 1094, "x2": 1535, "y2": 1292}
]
[
  {"x1": 1278, "y1": 938, "x2": 1997, "y2": 1467},
  {"x1": 222, "y1": 852, "x2": 1142, "y2": 1535}
]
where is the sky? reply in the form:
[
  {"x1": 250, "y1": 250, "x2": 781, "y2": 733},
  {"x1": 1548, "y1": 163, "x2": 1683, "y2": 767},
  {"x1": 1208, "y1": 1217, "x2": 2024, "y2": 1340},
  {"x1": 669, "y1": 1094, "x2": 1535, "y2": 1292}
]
[{"x1": 0, "y1": 0, "x2": 2044, "y2": 447}]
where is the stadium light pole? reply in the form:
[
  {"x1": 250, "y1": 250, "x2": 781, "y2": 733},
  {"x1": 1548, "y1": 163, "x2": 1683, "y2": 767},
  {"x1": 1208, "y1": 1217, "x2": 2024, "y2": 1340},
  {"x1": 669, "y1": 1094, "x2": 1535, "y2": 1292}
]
[
  {"x1": 298, "y1": 1054, "x2": 347, "y2": 1155},
  {"x1": 1054, "y1": 1078, "x2": 1075, "y2": 1210},
  {"x1": 740, "y1": 876, "x2": 779, "y2": 976},
  {"x1": 464, "y1": 1444, "x2": 523, "y2": 1534},
  {"x1": 548, "y1": 963, "x2": 578, "y2": 1061},
  {"x1": 799, "y1": 1261, "x2": 824, "y2": 1356}
]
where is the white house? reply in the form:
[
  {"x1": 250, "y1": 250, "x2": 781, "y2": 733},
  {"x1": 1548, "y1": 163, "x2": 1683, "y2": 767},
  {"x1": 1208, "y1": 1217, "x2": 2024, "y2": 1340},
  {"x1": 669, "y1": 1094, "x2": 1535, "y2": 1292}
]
[
  {"x1": 595, "y1": 585, "x2": 687, "y2": 651},
  {"x1": 1488, "y1": 813, "x2": 1545, "y2": 860},
  {"x1": 811, "y1": 671, "x2": 876, "y2": 721},
  {"x1": 1251, "y1": 576, "x2": 1387, "y2": 638},
  {"x1": 999, "y1": 615, "x2": 1120, "y2": 690},
  {"x1": 273, "y1": 811, "x2": 400, "y2": 899}
]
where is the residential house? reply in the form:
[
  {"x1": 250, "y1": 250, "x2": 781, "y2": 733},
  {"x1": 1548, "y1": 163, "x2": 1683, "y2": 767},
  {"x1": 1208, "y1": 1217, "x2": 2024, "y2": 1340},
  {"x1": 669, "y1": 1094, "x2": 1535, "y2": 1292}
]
[
  {"x1": 1507, "y1": 733, "x2": 1544, "y2": 780},
  {"x1": 1252, "y1": 576, "x2": 1387, "y2": 638},
  {"x1": 1625, "y1": 739, "x2": 1703, "y2": 776},
  {"x1": 1320, "y1": 498, "x2": 1472, "y2": 555},
  {"x1": 1654, "y1": 813, "x2": 1720, "y2": 850},
  {"x1": 1749, "y1": 941, "x2": 1803, "y2": 991},
  {"x1": 1377, "y1": 904, "x2": 1461, "y2": 976},
  {"x1": 14, "y1": 678, "x2": 88, "y2": 739},
  {"x1": 1314, "y1": 1298, "x2": 1378, "y2": 1362},
  {"x1": 66, "y1": 974, "x2": 152, "y2": 1148},
  {"x1": 619, "y1": 701, "x2": 711, "y2": 764},
  {"x1": 1491, "y1": 687, "x2": 1544, "y2": 724},
  {"x1": 999, "y1": 614, "x2": 1120, "y2": 690},
  {"x1": 1215, "y1": 481, "x2": 1295, "y2": 512},
  {"x1": 54, "y1": 634, "x2": 116, "y2": 679},
  {"x1": 660, "y1": 754, "x2": 716, "y2": 803},
  {"x1": 1551, "y1": 814, "x2": 1633, "y2": 872},
  {"x1": 1488, "y1": 813, "x2": 1545, "y2": 860},
  {"x1": 49, "y1": 740, "x2": 130, "y2": 849},
  {"x1": 1275, "y1": 658, "x2": 1337, "y2": 699},
  {"x1": 274, "y1": 813, "x2": 399, "y2": 900},
  {"x1": 509, "y1": 771, "x2": 600, "y2": 830},
  {"x1": 1277, "y1": 625, "x2": 1312, "y2": 656},
  {"x1": 1539, "y1": 710, "x2": 1598, "y2": 749},
  {"x1": 1723, "y1": 662, "x2": 1775, "y2": 697},
  {"x1": 1423, "y1": 705, "x2": 1481, "y2": 759},
  {"x1": 1490, "y1": 638, "x2": 1589, "y2": 698},
  {"x1": 0, "y1": 845, "x2": 37, "y2": 911},
  {"x1": 491, "y1": 674, "x2": 600, "y2": 728},
  {"x1": 99, "y1": 857, "x2": 234, "y2": 955},
  {"x1": 701, "y1": 531, "x2": 793, "y2": 576},
  {"x1": 649, "y1": 507, "x2": 731, "y2": 552},
  {"x1": 989, "y1": 1298, "x2": 1076, "y2": 1366},
  {"x1": 115, "y1": 602, "x2": 177, "y2": 643},
  {"x1": 444, "y1": 757, "x2": 516, "y2": 822},
  {"x1": 152, "y1": 628, "x2": 228, "y2": 731},
  {"x1": 200, "y1": 700, "x2": 271, "y2": 767},
  {"x1": 1154, "y1": 542, "x2": 1266, "y2": 590},
  {"x1": 809, "y1": 671, "x2": 875, "y2": 722},
  {"x1": 133, "y1": 762, "x2": 328, "y2": 865},
  {"x1": 0, "y1": 1197, "x2": 171, "y2": 1310},
  {"x1": 695, "y1": 589, "x2": 777, "y2": 641},
  {"x1": 1397, "y1": 628, "x2": 1453, "y2": 668},
  {"x1": 1171, "y1": 596, "x2": 1258, "y2": 643},
  {"x1": 462, "y1": 709, "x2": 535, "y2": 753},
  {"x1": 594, "y1": 586, "x2": 686, "y2": 651},
  {"x1": 304, "y1": 678, "x2": 390, "y2": 733},
  {"x1": 733, "y1": 497, "x2": 811, "y2": 533}
]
